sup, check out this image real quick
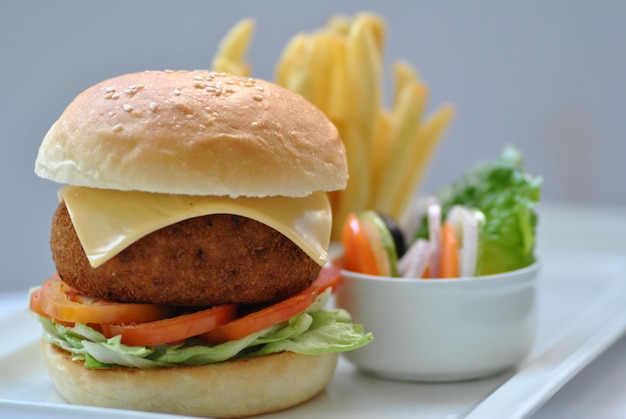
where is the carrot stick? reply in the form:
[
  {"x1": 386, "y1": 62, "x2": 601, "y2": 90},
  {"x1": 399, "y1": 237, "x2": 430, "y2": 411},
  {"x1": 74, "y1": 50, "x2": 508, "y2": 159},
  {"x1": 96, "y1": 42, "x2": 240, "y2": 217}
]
[
  {"x1": 342, "y1": 213, "x2": 379, "y2": 275},
  {"x1": 440, "y1": 222, "x2": 459, "y2": 278}
]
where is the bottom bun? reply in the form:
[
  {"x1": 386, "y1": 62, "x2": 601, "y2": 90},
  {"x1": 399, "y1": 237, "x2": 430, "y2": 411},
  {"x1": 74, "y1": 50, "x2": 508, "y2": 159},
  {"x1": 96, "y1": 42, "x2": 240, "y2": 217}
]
[{"x1": 41, "y1": 341, "x2": 338, "y2": 418}]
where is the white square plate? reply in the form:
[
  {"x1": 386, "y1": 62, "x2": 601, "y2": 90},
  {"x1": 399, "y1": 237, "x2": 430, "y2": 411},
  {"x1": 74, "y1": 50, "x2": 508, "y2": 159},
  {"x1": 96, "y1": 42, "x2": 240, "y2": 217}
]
[{"x1": 1, "y1": 204, "x2": 625, "y2": 418}]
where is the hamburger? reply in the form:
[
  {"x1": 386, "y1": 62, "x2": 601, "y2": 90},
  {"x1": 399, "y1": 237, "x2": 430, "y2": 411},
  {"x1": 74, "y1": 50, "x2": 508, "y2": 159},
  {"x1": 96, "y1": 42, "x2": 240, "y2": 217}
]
[{"x1": 29, "y1": 70, "x2": 372, "y2": 417}]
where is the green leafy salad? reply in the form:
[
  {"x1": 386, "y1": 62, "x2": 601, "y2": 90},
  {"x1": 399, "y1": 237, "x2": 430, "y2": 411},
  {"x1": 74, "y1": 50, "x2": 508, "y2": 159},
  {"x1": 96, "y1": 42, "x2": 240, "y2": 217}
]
[{"x1": 413, "y1": 145, "x2": 542, "y2": 276}]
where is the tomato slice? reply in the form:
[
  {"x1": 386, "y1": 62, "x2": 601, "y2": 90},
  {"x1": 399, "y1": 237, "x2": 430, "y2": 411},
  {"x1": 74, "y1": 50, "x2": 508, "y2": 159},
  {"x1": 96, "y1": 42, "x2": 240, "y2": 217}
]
[
  {"x1": 200, "y1": 289, "x2": 317, "y2": 344},
  {"x1": 33, "y1": 267, "x2": 342, "y2": 347},
  {"x1": 29, "y1": 288, "x2": 48, "y2": 318},
  {"x1": 200, "y1": 267, "x2": 340, "y2": 344},
  {"x1": 38, "y1": 274, "x2": 175, "y2": 325},
  {"x1": 310, "y1": 265, "x2": 342, "y2": 293},
  {"x1": 28, "y1": 287, "x2": 78, "y2": 326},
  {"x1": 101, "y1": 304, "x2": 238, "y2": 346}
]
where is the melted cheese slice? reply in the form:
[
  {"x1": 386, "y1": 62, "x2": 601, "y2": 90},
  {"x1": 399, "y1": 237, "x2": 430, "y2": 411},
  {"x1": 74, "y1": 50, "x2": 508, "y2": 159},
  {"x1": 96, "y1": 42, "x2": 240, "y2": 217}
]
[{"x1": 60, "y1": 186, "x2": 332, "y2": 268}]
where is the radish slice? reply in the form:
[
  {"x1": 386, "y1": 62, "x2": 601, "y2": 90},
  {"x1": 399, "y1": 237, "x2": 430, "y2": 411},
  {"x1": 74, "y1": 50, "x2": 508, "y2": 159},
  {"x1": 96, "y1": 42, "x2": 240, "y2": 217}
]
[
  {"x1": 445, "y1": 205, "x2": 480, "y2": 277},
  {"x1": 427, "y1": 203, "x2": 442, "y2": 278},
  {"x1": 400, "y1": 195, "x2": 440, "y2": 243},
  {"x1": 398, "y1": 239, "x2": 431, "y2": 279}
]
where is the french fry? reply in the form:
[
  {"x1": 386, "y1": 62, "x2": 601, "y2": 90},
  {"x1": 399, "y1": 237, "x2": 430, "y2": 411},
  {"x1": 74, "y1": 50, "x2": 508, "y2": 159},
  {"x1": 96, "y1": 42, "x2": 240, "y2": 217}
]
[
  {"x1": 275, "y1": 33, "x2": 315, "y2": 101},
  {"x1": 392, "y1": 104, "x2": 455, "y2": 221},
  {"x1": 392, "y1": 61, "x2": 420, "y2": 108},
  {"x1": 345, "y1": 16, "x2": 382, "y2": 133},
  {"x1": 308, "y1": 31, "x2": 342, "y2": 115},
  {"x1": 351, "y1": 12, "x2": 386, "y2": 53},
  {"x1": 214, "y1": 13, "x2": 454, "y2": 239},
  {"x1": 325, "y1": 15, "x2": 351, "y2": 36},
  {"x1": 332, "y1": 121, "x2": 371, "y2": 239},
  {"x1": 374, "y1": 81, "x2": 428, "y2": 214},
  {"x1": 325, "y1": 39, "x2": 351, "y2": 122},
  {"x1": 368, "y1": 109, "x2": 392, "y2": 207},
  {"x1": 276, "y1": 33, "x2": 307, "y2": 88},
  {"x1": 212, "y1": 18, "x2": 255, "y2": 76}
]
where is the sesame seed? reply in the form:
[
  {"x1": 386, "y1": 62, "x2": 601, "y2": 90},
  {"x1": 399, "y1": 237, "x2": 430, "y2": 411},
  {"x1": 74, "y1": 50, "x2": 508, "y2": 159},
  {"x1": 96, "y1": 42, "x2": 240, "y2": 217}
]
[
  {"x1": 112, "y1": 124, "x2": 123, "y2": 132},
  {"x1": 206, "y1": 86, "x2": 216, "y2": 92},
  {"x1": 199, "y1": 124, "x2": 207, "y2": 129},
  {"x1": 215, "y1": 88, "x2": 223, "y2": 96},
  {"x1": 124, "y1": 84, "x2": 144, "y2": 95},
  {"x1": 105, "y1": 86, "x2": 116, "y2": 93},
  {"x1": 255, "y1": 86, "x2": 265, "y2": 92},
  {"x1": 253, "y1": 94, "x2": 263, "y2": 101},
  {"x1": 149, "y1": 102, "x2": 158, "y2": 111},
  {"x1": 174, "y1": 88, "x2": 181, "y2": 95},
  {"x1": 111, "y1": 92, "x2": 120, "y2": 99},
  {"x1": 194, "y1": 81, "x2": 206, "y2": 88},
  {"x1": 104, "y1": 92, "x2": 114, "y2": 99},
  {"x1": 123, "y1": 104, "x2": 133, "y2": 112}
]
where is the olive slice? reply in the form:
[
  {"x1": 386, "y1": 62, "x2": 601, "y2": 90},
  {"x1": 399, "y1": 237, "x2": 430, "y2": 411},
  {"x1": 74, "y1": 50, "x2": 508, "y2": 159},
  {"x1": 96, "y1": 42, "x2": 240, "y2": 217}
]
[{"x1": 379, "y1": 214, "x2": 407, "y2": 258}]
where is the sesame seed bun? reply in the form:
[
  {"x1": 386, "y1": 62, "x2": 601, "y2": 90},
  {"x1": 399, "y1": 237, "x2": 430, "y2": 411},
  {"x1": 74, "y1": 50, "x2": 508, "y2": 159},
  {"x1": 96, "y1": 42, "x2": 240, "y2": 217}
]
[
  {"x1": 35, "y1": 70, "x2": 347, "y2": 197},
  {"x1": 41, "y1": 341, "x2": 338, "y2": 418}
]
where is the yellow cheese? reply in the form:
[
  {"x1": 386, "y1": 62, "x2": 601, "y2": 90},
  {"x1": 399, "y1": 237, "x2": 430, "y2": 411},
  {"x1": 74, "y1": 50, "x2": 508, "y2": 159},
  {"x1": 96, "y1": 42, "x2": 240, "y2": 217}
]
[{"x1": 59, "y1": 186, "x2": 332, "y2": 268}]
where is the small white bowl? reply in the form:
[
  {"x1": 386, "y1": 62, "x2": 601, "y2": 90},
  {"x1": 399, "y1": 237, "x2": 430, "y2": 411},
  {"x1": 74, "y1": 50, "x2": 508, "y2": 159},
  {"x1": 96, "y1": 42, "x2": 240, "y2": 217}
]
[{"x1": 335, "y1": 262, "x2": 539, "y2": 382}]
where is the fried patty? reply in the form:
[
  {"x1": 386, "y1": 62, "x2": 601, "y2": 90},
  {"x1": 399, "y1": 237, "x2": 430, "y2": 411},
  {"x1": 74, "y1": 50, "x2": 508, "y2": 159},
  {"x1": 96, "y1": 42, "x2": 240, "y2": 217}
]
[{"x1": 50, "y1": 202, "x2": 321, "y2": 307}]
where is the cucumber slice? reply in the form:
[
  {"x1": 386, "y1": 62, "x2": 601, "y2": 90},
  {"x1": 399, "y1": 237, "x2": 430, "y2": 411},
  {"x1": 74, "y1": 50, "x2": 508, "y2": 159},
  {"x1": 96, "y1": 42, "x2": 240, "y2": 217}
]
[{"x1": 357, "y1": 211, "x2": 400, "y2": 277}]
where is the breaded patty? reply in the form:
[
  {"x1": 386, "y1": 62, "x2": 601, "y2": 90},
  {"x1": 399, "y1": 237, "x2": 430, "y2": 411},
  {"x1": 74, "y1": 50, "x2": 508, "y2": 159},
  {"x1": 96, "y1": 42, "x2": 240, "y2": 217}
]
[{"x1": 50, "y1": 202, "x2": 321, "y2": 307}]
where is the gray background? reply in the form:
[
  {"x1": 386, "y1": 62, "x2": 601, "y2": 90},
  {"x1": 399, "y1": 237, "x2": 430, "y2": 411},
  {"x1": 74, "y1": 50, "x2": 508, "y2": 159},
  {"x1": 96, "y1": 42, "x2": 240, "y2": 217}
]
[{"x1": 1, "y1": 1, "x2": 624, "y2": 293}]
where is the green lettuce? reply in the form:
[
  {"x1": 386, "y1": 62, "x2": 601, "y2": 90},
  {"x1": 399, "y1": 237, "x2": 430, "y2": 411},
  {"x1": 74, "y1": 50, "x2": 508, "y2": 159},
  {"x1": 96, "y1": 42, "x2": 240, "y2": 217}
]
[
  {"x1": 417, "y1": 145, "x2": 542, "y2": 275},
  {"x1": 39, "y1": 290, "x2": 373, "y2": 369}
]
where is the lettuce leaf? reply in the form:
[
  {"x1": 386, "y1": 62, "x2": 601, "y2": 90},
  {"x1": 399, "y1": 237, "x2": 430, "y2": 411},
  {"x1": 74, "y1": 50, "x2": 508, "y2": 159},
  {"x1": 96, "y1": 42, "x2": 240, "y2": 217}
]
[
  {"x1": 417, "y1": 145, "x2": 542, "y2": 275},
  {"x1": 40, "y1": 290, "x2": 373, "y2": 369}
]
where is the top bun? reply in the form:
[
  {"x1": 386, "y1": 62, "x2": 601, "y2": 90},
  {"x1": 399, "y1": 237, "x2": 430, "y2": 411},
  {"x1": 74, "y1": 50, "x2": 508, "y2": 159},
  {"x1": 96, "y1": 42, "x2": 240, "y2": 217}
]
[{"x1": 35, "y1": 70, "x2": 347, "y2": 197}]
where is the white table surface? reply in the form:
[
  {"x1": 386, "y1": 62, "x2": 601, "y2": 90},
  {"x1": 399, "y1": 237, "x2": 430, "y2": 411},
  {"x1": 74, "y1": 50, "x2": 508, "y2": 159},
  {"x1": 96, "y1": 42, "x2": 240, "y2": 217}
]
[{"x1": 1, "y1": 202, "x2": 625, "y2": 418}]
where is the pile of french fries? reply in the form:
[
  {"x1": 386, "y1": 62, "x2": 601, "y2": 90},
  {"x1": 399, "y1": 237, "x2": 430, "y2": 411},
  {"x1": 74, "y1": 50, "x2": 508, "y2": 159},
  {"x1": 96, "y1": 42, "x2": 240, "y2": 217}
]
[{"x1": 212, "y1": 14, "x2": 454, "y2": 239}]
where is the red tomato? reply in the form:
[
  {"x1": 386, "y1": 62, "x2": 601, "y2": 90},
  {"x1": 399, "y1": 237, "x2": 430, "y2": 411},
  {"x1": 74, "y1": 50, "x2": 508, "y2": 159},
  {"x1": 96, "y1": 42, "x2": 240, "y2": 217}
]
[
  {"x1": 200, "y1": 289, "x2": 317, "y2": 344},
  {"x1": 31, "y1": 267, "x2": 342, "y2": 347},
  {"x1": 310, "y1": 265, "x2": 342, "y2": 293},
  {"x1": 201, "y1": 267, "x2": 341, "y2": 344},
  {"x1": 38, "y1": 274, "x2": 175, "y2": 325},
  {"x1": 28, "y1": 287, "x2": 76, "y2": 326},
  {"x1": 101, "y1": 304, "x2": 238, "y2": 346}
]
